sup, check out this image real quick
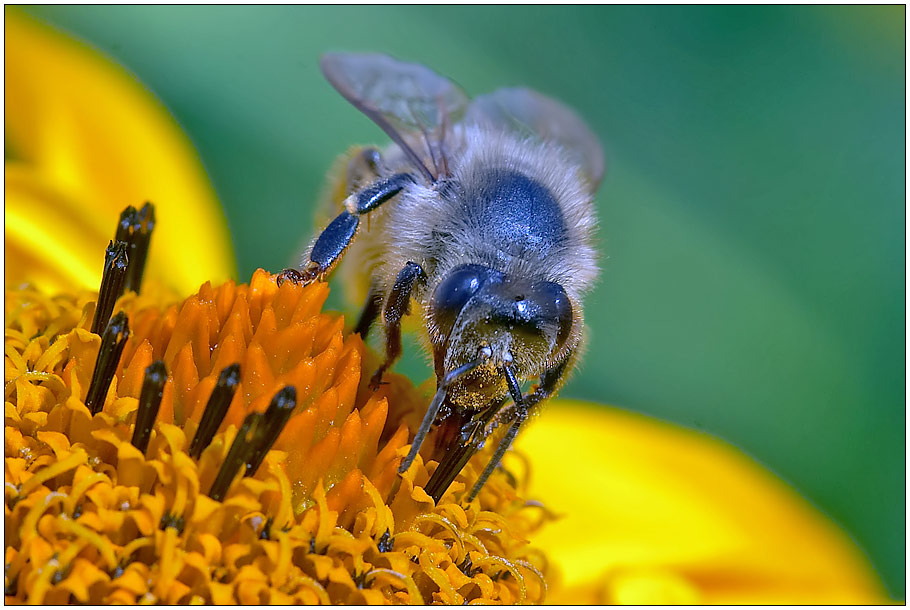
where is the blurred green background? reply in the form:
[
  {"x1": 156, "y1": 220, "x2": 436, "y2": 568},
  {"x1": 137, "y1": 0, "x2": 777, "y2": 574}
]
[{"x1": 21, "y1": 5, "x2": 904, "y2": 597}]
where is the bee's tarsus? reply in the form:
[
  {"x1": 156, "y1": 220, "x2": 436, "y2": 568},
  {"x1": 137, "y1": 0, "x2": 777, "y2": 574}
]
[
  {"x1": 276, "y1": 267, "x2": 315, "y2": 287},
  {"x1": 467, "y1": 365, "x2": 527, "y2": 501},
  {"x1": 426, "y1": 355, "x2": 574, "y2": 502},
  {"x1": 368, "y1": 369, "x2": 388, "y2": 391},
  {"x1": 295, "y1": 172, "x2": 415, "y2": 295}
]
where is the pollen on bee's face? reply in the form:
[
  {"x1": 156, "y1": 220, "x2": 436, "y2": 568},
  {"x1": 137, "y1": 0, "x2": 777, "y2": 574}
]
[{"x1": 4, "y1": 204, "x2": 552, "y2": 604}]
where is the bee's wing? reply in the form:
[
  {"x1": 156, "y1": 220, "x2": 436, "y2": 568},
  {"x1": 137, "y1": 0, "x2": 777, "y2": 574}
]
[
  {"x1": 320, "y1": 53, "x2": 470, "y2": 182},
  {"x1": 466, "y1": 88, "x2": 605, "y2": 188}
]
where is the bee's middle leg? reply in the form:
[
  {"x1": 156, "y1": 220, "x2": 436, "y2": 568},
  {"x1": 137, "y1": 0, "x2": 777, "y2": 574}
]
[{"x1": 370, "y1": 261, "x2": 426, "y2": 389}]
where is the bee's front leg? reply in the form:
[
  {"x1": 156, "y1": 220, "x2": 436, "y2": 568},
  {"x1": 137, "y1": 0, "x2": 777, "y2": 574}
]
[
  {"x1": 424, "y1": 355, "x2": 573, "y2": 504},
  {"x1": 466, "y1": 354, "x2": 574, "y2": 502},
  {"x1": 278, "y1": 172, "x2": 414, "y2": 286}
]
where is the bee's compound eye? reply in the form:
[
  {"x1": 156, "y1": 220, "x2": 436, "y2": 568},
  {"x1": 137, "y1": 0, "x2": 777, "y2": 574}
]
[
  {"x1": 534, "y1": 281, "x2": 573, "y2": 349},
  {"x1": 432, "y1": 264, "x2": 499, "y2": 334}
]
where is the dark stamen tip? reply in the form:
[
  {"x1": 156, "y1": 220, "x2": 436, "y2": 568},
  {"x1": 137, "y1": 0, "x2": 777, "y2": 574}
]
[
  {"x1": 208, "y1": 412, "x2": 262, "y2": 502},
  {"x1": 111, "y1": 248, "x2": 129, "y2": 272},
  {"x1": 377, "y1": 529, "x2": 393, "y2": 553},
  {"x1": 158, "y1": 512, "x2": 185, "y2": 534},
  {"x1": 115, "y1": 203, "x2": 156, "y2": 294},
  {"x1": 105, "y1": 310, "x2": 130, "y2": 337},
  {"x1": 116, "y1": 206, "x2": 139, "y2": 239},
  {"x1": 258, "y1": 516, "x2": 274, "y2": 540},
  {"x1": 189, "y1": 363, "x2": 241, "y2": 459},
  {"x1": 245, "y1": 386, "x2": 297, "y2": 477},
  {"x1": 91, "y1": 241, "x2": 130, "y2": 335},
  {"x1": 138, "y1": 201, "x2": 156, "y2": 229},
  {"x1": 266, "y1": 386, "x2": 297, "y2": 415},
  {"x1": 131, "y1": 360, "x2": 167, "y2": 455},
  {"x1": 85, "y1": 311, "x2": 131, "y2": 415},
  {"x1": 222, "y1": 364, "x2": 241, "y2": 386}
]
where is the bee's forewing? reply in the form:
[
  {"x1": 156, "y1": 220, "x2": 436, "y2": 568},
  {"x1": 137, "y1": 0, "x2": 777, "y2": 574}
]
[
  {"x1": 466, "y1": 87, "x2": 606, "y2": 188},
  {"x1": 321, "y1": 53, "x2": 468, "y2": 134},
  {"x1": 320, "y1": 53, "x2": 470, "y2": 180}
]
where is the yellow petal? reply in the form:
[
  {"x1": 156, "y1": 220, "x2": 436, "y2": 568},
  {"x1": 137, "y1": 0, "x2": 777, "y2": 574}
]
[
  {"x1": 4, "y1": 9, "x2": 235, "y2": 294},
  {"x1": 515, "y1": 401, "x2": 890, "y2": 604}
]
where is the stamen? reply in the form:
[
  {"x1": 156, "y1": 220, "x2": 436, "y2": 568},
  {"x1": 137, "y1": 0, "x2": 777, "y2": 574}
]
[
  {"x1": 91, "y1": 241, "x2": 129, "y2": 335},
  {"x1": 188, "y1": 363, "x2": 240, "y2": 459},
  {"x1": 245, "y1": 386, "x2": 296, "y2": 477},
  {"x1": 85, "y1": 312, "x2": 130, "y2": 414},
  {"x1": 131, "y1": 360, "x2": 167, "y2": 455},
  {"x1": 207, "y1": 387, "x2": 296, "y2": 501},
  {"x1": 115, "y1": 203, "x2": 156, "y2": 293},
  {"x1": 208, "y1": 412, "x2": 262, "y2": 502}
]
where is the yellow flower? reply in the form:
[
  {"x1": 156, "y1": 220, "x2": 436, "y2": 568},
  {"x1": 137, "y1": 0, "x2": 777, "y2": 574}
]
[{"x1": 4, "y1": 10, "x2": 891, "y2": 605}]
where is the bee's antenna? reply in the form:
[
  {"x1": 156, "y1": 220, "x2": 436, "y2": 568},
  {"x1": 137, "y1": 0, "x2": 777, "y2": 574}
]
[{"x1": 398, "y1": 357, "x2": 485, "y2": 475}]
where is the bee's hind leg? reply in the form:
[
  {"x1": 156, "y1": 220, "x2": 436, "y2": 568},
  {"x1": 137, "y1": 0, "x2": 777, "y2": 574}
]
[
  {"x1": 278, "y1": 172, "x2": 414, "y2": 286},
  {"x1": 370, "y1": 261, "x2": 426, "y2": 389},
  {"x1": 277, "y1": 210, "x2": 360, "y2": 286}
]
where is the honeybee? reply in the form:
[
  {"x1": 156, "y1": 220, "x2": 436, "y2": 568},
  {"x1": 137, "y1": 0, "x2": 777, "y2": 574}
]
[{"x1": 280, "y1": 53, "x2": 603, "y2": 502}]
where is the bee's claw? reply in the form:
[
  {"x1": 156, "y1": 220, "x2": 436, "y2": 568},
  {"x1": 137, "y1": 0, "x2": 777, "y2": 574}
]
[
  {"x1": 368, "y1": 368, "x2": 387, "y2": 391},
  {"x1": 276, "y1": 267, "x2": 317, "y2": 287}
]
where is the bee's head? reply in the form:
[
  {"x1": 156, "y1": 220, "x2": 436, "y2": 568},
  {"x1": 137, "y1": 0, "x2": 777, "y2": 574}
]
[{"x1": 429, "y1": 264, "x2": 573, "y2": 407}]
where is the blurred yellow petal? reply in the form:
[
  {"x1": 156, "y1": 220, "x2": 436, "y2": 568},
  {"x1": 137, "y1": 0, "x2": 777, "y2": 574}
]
[
  {"x1": 6, "y1": 164, "x2": 104, "y2": 291},
  {"x1": 4, "y1": 9, "x2": 234, "y2": 294},
  {"x1": 516, "y1": 402, "x2": 890, "y2": 604}
]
